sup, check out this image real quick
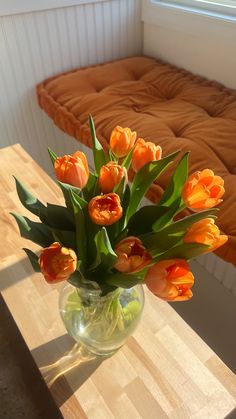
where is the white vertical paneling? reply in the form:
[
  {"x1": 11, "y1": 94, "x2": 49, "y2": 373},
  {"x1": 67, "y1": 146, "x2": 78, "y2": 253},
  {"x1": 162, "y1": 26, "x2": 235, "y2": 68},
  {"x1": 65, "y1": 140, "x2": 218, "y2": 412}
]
[
  {"x1": 0, "y1": 0, "x2": 142, "y2": 174},
  {"x1": 197, "y1": 253, "x2": 236, "y2": 296}
]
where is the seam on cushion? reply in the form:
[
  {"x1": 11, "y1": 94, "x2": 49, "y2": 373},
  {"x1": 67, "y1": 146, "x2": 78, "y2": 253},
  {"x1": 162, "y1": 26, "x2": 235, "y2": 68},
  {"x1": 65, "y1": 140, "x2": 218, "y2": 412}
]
[
  {"x1": 37, "y1": 56, "x2": 236, "y2": 150},
  {"x1": 200, "y1": 140, "x2": 235, "y2": 173},
  {"x1": 37, "y1": 55, "x2": 236, "y2": 110},
  {"x1": 37, "y1": 83, "x2": 90, "y2": 148},
  {"x1": 144, "y1": 55, "x2": 236, "y2": 99},
  {"x1": 36, "y1": 55, "x2": 236, "y2": 129},
  {"x1": 36, "y1": 56, "x2": 151, "y2": 90}
]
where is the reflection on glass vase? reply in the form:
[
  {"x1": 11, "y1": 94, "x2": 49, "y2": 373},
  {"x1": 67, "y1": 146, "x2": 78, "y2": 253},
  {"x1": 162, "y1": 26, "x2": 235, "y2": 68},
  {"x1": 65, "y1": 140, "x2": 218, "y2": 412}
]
[{"x1": 59, "y1": 282, "x2": 145, "y2": 357}]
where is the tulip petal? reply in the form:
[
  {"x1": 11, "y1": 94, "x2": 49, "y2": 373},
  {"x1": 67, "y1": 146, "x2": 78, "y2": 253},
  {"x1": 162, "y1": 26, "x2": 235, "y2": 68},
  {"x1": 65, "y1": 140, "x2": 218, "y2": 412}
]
[
  {"x1": 171, "y1": 271, "x2": 195, "y2": 287},
  {"x1": 173, "y1": 289, "x2": 193, "y2": 301},
  {"x1": 210, "y1": 184, "x2": 225, "y2": 199}
]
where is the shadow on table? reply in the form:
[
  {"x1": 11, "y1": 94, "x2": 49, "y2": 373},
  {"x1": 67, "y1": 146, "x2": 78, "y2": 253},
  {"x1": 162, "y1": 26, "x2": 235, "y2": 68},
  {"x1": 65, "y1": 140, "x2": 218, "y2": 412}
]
[
  {"x1": 0, "y1": 258, "x2": 28, "y2": 291},
  {"x1": 0, "y1": 295, "x2": 63, "y2": 419},
  {"x1": 32, "y1": 334, "x2": 104, "y2": 407},
  {"x1": 225, "y1": 408, "x2": 236, "y2": 418}
]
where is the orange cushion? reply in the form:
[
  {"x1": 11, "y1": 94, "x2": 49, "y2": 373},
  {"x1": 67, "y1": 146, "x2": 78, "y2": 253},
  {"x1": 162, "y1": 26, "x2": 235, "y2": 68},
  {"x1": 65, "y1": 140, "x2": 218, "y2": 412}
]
[{"x1": 37, "y1": 56, "x2": 236, "y2": 266}]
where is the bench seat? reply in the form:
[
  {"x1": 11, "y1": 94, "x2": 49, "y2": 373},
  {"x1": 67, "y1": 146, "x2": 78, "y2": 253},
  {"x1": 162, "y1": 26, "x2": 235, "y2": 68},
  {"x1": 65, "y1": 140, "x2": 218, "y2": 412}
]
[{"x1": 37, "y1": 56, "x2": 236, "y2": 266}]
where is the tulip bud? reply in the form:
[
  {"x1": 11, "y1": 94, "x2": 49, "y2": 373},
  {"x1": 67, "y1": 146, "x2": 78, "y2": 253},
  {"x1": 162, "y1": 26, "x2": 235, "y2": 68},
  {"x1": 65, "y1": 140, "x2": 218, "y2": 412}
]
[
  {"x1": 114, "y1": 236, "x2": 152, "y2": 273},
  {"x1": 39, "y1": 242, "x2": 77, "y2": 283},
  {"x1": 132, "y1": 138, "x2": 162, "y2": 172},
  {"x1": 145, "y1": 259, "x2": 194, "y2": 301},
  {"x1": 88, "y1": 193, "x2": 123, "y2": 226},
  {"x1": 182, "y1": 169, "x2": 225, "y2": 211},
  {"x1": 184, "y1": 218, "x2": 228, "y2": 252},
  {"x1": 54, "y1": 151, "x2": 89, "y2": 189},
  {"x1": 99, "y1": 162, "x2": 128, "y2": 193},
  {"x1": 110, "y1": 126, "x2": 136, "y2": 158}
]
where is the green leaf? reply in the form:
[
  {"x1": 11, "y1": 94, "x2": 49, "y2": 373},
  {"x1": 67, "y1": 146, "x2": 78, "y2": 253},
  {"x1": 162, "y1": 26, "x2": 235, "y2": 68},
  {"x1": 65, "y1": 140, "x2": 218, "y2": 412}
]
[
  {"x1": 48, "y1": 148, "x2": 57, "y2": 165},
  {"x1": 84, "y1": 216, "x2": 100, "y2": 268},
  {"x1": 57, "y1": 181, "x2": 85, "y2": 209},
  {"x1": 141, "y1": 208, "x2": 218, "y2": 254},
  {"x1": 152, "y1": 197, "x2": 182, "y2": 232},
  {"x1": 108, "y1": 177, "x2": 129, "y2": 241},
  {"x1": 14, "y1": 177, "x2": 46, "y2": 216},
  {"x1": 23, "y1": 248, "x2": 40, "y2": 272},
  {"x1": 159, "y1": 208, "x2": 218, "y2": 237},
  {"x1": 105, "y1": 273, "x2": 139, "y2": 288},
  {"x1": 121, "y1": 146, "x2": 134, "y2": 171},
  {"x1": 113, "y1": 176, "x2": 126, "y2": 198},
  {"x1": 108, "y1": 149, "x2": 118, "y2": 163},
  {"x1": 142, "y1": 231, "x2": 182, "y2": 256},
  {"x1": 88, "y1": 115, "x2": 107, "y2": 174},
  {"x1": 10, "y1": 212, "x2": 54, "y2": 247},
  {"x1": 51, "y1": 229, "x2": 76, "y2": 250},
  {"x1": 117, "y1": 184, "x2": 131, "y2": 233},
  {"x1": 108, "y1": 149, "x2": 114, "y2": 161},
  {"x1": 68, "y1": 270, "x2": 85, "y2": 288},
  {"x1": 159, "y1": 152, "x2": 189, "y2": 207},
  {"x1": 156, "y1": 242, "x2": 210, "y2": 261},
  {"x1": 40, "y1": 203, "x2": 75, "y2": 231},
  {"x1": 69, "y1": 190, "x2": 87, "y2": 264},
  {"x1": 127, "y1": 205, "x2": 170, "y2": 236},
  {"x1": 126, "y1": 150, "x2": 180, "y2": 222},
  {"x1": 89, "y1": 227, "x2": 117, "y2": 272},
  {"x1": 82, "y1": 172, "x2": 98, "y2": 201}
]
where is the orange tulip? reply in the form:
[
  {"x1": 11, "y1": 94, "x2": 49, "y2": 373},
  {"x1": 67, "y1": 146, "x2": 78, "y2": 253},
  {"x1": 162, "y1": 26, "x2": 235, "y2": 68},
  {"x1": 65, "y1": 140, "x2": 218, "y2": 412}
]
[
  {"x1": 88, "y1": 193, "x2": 123, "y2": 226},
  {"x1": 54, "y1": 151, "x2": 89, "y2": 189},
  {"x1": 110, "y1": 126, "x2": 137, "y2": 158},
  {"x1": 184, "y1": 218, "x2": 228, "y2": 252},
  {"x1": 114, "y1": 236, "x2": 152, "y2": 273},
  {"x1": 99, "y1": 162, "x2": 128, "y2": 193},
  {"x1": 39, "y1": 242, "x2": 77, "y2": 284},
  {"x1": 132, "y1": 138, "x2": 162, "y2": 172},
  {"x1": 145, "y1": 259, "x2": 194, "y2": 301},
  {"x1": 182, "y1": 169, "x2": 225, "y2": 211}
]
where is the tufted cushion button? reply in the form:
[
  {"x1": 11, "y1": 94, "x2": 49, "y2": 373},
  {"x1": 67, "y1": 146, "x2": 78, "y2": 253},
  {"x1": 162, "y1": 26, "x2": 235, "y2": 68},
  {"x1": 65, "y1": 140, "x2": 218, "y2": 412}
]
[{"x1": 171, "y1": 128, "x2": 183, "y2": 137}]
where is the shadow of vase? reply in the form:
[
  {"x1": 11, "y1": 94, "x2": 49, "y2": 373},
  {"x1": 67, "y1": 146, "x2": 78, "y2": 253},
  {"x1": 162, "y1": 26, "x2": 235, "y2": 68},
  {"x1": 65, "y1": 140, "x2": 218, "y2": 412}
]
[{"x1": 32, "y1": 334, "x2": 105, "y2": 407}]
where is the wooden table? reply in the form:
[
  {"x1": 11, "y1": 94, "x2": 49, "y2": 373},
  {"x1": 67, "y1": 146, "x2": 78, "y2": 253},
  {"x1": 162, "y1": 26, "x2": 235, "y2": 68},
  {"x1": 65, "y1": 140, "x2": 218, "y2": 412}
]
[{"x1": 1, "y1": 143, "x2": 236, "y2": 419}]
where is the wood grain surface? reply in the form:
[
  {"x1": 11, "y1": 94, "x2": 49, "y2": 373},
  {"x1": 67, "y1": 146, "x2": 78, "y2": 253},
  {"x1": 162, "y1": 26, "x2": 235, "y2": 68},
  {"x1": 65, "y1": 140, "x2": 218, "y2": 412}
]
[{"x1": 0, "y1": 144, "x2": 235, "y2": 419}]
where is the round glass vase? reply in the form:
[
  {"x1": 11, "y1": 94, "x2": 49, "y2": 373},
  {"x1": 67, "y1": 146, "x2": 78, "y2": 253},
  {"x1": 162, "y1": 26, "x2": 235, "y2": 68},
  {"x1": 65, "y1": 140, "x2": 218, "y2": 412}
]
[{"x1": 59, "y1": 282, "x2": 145, "y2": 357}]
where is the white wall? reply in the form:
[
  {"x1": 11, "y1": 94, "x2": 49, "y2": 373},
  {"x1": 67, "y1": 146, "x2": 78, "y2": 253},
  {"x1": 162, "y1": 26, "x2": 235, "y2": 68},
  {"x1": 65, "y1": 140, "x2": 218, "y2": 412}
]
[
  {"x1": 142, "y1": 0, "x2": 236, "y2": 89},
  {"x1": 0, "y1": 0, "x2": 142, "y2": 174}
]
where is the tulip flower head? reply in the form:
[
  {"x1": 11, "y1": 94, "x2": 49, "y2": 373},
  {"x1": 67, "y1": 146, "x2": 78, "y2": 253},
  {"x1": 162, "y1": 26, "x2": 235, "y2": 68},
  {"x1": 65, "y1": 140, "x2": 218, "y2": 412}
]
[
  {"x1": 114, "y1": 236, "x2": 152, "y2": 273},
  {"x1": 88, "y1": 193, "x2": 123, "y2": 226},
  {"x1": 145, "y1": 259, "x2": 194, "y2": 301},
  {"x1": 39, "y1": 242, "x2": 77, "y2": 283},
  {"x1": 99, "y1": 162, "x2": 128, "y2": 193},
  {"x1": 184, "y1": 218, "x2": 228, "y2": 252},
  {"x1": 110, "y1": 126, "x2": 137, "y2": 158},
  {"x1": 182, "y1": 169, "x2": 225, "y2": 211},
  {"x1": 132, "y1": 138, "x2": 162, "y2": 172},
  {"x1": 54, "y1": 151, "x2": 89, "y2": 189}
]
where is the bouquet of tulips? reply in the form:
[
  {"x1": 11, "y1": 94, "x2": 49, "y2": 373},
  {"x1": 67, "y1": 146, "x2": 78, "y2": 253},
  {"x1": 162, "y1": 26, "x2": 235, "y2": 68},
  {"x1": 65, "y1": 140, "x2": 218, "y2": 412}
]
[{"x1": 12, "y1": 116, "x2": 227, "y2": 301}]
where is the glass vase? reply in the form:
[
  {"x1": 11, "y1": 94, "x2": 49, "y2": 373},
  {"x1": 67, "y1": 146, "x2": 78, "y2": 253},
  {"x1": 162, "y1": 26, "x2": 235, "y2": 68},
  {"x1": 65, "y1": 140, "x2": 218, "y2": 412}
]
[{"x1": 59, "y1": 282, "x2": 145, "y2": 357}]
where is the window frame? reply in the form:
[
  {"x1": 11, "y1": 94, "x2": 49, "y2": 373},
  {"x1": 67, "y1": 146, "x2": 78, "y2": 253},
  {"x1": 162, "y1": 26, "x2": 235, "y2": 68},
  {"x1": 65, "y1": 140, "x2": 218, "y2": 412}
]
[{"x1": 151, "y1": 0, "x2": 236, "y2": 20}]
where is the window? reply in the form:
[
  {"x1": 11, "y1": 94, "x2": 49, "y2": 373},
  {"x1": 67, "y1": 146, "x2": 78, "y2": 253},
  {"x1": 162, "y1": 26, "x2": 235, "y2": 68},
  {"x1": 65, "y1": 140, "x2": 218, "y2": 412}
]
[{"x1": 155, "y1": 0, "x2": 236, "y2": 18}]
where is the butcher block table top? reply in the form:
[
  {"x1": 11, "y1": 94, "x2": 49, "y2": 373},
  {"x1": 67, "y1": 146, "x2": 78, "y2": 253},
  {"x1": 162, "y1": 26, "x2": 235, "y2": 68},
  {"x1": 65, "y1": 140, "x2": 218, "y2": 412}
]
[{"x1": 0, "y1": 143, "x2": 236, "y2": 419}]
